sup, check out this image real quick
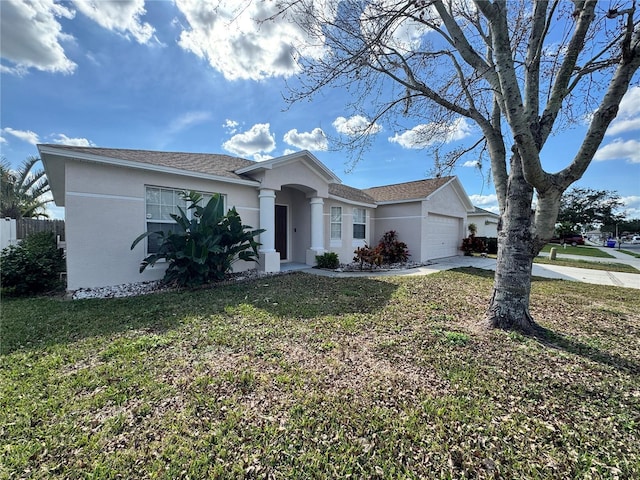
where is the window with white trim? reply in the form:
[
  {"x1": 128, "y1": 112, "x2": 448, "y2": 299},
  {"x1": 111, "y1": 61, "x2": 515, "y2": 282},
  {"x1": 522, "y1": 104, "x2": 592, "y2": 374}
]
[
  {"x1": 353, "y1": 207, "x2": 366, "y2": 239},
  {"x1": 330, "y1": 206, "x2": 342, "y2": 240},
  {"x1": 145, "y1": 186, "x2": 222, "y2": 253}
]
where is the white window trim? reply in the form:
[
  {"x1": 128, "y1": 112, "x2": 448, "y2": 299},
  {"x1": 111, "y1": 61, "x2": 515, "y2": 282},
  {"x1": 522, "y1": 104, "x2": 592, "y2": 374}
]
[
  {"x1": 352, "y1": 207, "x2": 366, "y2": 240},
  {"x1": 330, "y1": 206, "x2": 342, "y2": 246},
  {"x1": 145, "y1": 186, "x2": 225, "y2": 254}
]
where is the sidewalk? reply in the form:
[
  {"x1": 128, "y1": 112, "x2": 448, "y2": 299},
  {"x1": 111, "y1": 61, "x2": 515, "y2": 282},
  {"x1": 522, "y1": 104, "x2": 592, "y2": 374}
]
[{"x1": 303, "y1": 250, "x2": 640, "y2": 289}]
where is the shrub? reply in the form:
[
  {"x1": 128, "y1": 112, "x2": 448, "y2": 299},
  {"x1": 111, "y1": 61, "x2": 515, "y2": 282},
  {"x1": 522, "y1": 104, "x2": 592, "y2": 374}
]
[
  {"x1": 353, "y1": 245, "x2": 383, "y2": 270},
  {"x1": 377, "y1": 230, "x2": 410, "y2": 263},
  {"x1": 1, "y1": 231, "x2": 65, "y2": 296},
  {"x1": 315, "y1": 252, "x2": 340, "y2": 269},
  {"x1": 461, "y1": 236, "x2": 486, "y2": 255},
  {"x1": 132, "y1": 191, "x2": 264, "y2": 287}
]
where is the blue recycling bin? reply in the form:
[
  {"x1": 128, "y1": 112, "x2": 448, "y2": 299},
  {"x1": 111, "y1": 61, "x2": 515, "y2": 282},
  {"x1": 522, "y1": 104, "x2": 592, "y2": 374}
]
[{"x1": 606, "y1": 239, "x2": 616, "y2": 247}]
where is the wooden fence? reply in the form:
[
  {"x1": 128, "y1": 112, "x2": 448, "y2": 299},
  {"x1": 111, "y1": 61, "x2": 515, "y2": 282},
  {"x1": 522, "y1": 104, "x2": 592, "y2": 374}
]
[{"x1": 15, "y1": 218, "x2": 65, "y2": 241}]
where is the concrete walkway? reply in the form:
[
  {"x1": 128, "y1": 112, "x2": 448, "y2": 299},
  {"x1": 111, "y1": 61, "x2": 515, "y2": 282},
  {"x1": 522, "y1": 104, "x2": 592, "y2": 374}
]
[{"x1": 300, "y1": 247, "x2": 640, "y2": 290}]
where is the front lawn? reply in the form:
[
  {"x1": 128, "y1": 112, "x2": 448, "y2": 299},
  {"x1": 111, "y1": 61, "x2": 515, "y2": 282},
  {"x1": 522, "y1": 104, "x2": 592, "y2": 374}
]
[
  {"x1": 534, "y1": 256, "x2": 640, "y2": 273},
  {"x1": 2, "y1": 270, "x2": 639, "y2": 479},
  {"x1": 541, "y1": 244, "x2": 614, "y2": 258}
]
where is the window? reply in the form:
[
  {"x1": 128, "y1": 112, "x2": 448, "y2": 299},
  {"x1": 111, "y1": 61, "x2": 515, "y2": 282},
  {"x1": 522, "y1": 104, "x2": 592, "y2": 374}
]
[
  {"x1": 145, "y1": 187, "x2": 222, "y2": 253},
  {"x1": 330, "y1": 206, "x2": 342, "y2": 240},
  {"x1": 353, "y1": 208, "x2": 366, "y2": 239}
]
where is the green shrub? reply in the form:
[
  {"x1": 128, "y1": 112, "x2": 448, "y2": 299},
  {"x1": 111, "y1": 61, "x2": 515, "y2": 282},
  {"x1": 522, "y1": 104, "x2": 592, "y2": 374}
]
[
  {"x1": 132, "y1": 191, "x2": 264, "y2": 287},
  {"x1": 0, "y1": 231, "x2": 65, "y2": 296},
  {"x1": 315, "y1": 252, "x2": 340, "y2": 269}
]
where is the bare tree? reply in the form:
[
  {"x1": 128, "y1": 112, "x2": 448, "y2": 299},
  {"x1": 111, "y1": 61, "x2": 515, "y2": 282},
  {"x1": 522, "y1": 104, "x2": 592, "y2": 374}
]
[{"x1": 262, "y1": 0, "x2": 639, "y2": 332}]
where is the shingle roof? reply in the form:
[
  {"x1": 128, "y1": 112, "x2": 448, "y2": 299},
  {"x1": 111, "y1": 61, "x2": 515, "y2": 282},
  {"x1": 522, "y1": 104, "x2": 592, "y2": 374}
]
[
  {"x1": 39, "y1": 145, "x2": 256, "y2": 181},
  {"x1": 363, "y1": 176, "x2": 454, "y2": 202},
  {"x1": 328, "y1": 183, "x2": 376, "y2": 204},
  {"x1": 470, "y1": 206, "x2": 500, "y2": 216}
]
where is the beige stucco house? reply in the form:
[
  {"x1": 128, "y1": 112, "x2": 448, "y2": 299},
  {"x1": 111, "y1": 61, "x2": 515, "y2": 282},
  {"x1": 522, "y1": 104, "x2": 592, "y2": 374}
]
[{"x1": 38, "y1": 145, "x2": 475, "y2": 291}]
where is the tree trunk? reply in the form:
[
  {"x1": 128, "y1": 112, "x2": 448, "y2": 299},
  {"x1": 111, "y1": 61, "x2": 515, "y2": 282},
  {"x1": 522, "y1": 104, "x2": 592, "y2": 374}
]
[{"x1": 486, "y1": 156, "x2": 540, "y2": 334}]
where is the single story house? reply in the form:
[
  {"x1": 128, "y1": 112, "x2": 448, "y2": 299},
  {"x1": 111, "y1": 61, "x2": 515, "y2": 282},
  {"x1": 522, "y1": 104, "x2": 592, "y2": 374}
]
[
  {"x1": 467, "y1": 206, "x2": 500, "y2": 237},
  {"x1": 38, "y1": 145, "x2": 475, "y2": 291}
]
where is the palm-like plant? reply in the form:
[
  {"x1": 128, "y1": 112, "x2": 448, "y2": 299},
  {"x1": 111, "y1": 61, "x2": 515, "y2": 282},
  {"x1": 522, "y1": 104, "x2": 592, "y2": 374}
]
[{"x1": 0, "y1": 156, "x2": 51, "y2": 219}]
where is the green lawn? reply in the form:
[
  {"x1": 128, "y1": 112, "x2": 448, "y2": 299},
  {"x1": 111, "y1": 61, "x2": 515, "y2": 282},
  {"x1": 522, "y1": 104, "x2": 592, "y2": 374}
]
[
  {"x1": 534, "y1": 256, "x2": 640, "y2": 273},
  {"x1": 2, "y1": 271, "x2": 639, "y2": 479},
  {"x1": 541, "y1": 244, "x2": 614, "y2": 258}
]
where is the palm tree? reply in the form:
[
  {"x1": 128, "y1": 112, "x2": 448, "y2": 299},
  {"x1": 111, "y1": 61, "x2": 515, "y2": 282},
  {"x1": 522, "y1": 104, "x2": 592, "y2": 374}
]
[{"x1": 0, "y1": 156, "x2": 51, "y2": 219}]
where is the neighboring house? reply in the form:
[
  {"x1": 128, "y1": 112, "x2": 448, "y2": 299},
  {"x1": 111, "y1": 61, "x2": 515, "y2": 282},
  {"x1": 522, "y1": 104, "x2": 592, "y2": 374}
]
[
  {"x1": 467, "y1": 206, "x2": 500, "y2": 237},
  {"x1": 38, "y1": 145, "x2": 475, "y2": 291}
]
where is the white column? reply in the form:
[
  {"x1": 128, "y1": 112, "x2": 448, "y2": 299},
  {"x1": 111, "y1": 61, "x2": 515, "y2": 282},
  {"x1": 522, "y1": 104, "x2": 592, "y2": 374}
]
[
  {"x1": 310, "y1": 197, "x2": 324, "y2": 250},
  {"x1": 306, "y1": 196, "x2": 325, "y2": 265},
  {"x1": 258, "y1": 188, "x2": 279, "y2": 272},
  {"x1": 258, "y1": 189, "x2": 276, "y2": 252}
]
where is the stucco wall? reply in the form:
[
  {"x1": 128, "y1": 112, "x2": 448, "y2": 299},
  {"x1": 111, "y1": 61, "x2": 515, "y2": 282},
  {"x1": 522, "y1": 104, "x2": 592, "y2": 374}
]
[
  {"x1": 64, "y1": 160, "x2": 260, "y2": 290},
  {"x1": 468, "y1": 214, "x2": 499, "y2": 237},
  {"x1": 323, "y1": 200, "x2": 374, "y2": 265},
  {"x1": 425, "y1": 185, "x2": 468, "y2": 217},
  {"x1": 252, "y1": 161, "x2": 330, "y2": 197},
  {"x1": 372, "y1": 202, "x2": 422, "y2": 262}
]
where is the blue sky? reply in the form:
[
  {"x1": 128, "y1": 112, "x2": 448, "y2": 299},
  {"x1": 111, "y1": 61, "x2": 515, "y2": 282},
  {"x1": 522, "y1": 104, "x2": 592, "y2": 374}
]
[{"x1": 1, "y1": 0, "x2": 639, "y2": 220}]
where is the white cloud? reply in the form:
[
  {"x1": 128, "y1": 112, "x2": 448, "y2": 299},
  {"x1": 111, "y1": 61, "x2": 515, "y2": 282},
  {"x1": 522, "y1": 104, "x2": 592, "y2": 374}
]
[
  {"x1": 606, "y1": 118, "x2": 640, "y2": 136},
  {"x1": 52, "y1": 134, "x2": 96, "y2": 147},
  {"x1": 462, "y1": 160, "x2": 480, "y2": 168},
  {"x1": 167, "y1": 111, "x2": 212, "y2": 135},
  {"x1": 0, "y1": 0, "x2": 76, "y2": 74},
  {"x1": 620, "y1": 195, "x2": 640, "y2": 219},
  {"x1": 332, "y1": 115, "x2": 382, "y2": 137},
  {"x1": 606, "y1": 86, "x2": 640, "y2": 136},
  {"x1": 72, "y1": 0, "x2": 155, "y2": 44},
  {"x1": 283, "y1": 128, "x2": 328, "y2": 151},
  {"x1": 594, "y1": 139, "x2": 640, "y2": 163},
  {"x1": 223, "y1": 119, "x2": 239, "y2": 134},
  {"x1": 222, "y1": 123, "x2": 276, "y2": 159},
  {"x1": 0, "y1": 0, "x2": 156, "y2": 75},
  {"x1": 0, "y1": 136, "x2": 7, "y2": 144},
  {"x1": 469, "y1": 194, "x2": 498, "y2": 213},
  {"x1": 389, "y1": 118, "x2": 472, "y2": 149},
  {"x1": 175, "y1": 0, "x2": 330, "y2": 80},
  {"x1": 2, "y1": 128, "x2": 40, "y2": 145}
]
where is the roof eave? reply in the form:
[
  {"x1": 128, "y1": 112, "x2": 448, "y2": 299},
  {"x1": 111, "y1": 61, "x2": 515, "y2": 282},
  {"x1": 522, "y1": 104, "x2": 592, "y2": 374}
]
[
  {"x1": 37, "y1": 145, "x2": 260, "y2": 187},
  {"x1": 327, "y1": 194, "x2": 377, "y2": 208}
]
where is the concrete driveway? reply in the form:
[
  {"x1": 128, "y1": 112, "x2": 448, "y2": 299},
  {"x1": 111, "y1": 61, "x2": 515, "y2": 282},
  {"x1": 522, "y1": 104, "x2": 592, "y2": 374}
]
[{"x1": 304, "y1": 247, "x2": 640, "y2": 289}]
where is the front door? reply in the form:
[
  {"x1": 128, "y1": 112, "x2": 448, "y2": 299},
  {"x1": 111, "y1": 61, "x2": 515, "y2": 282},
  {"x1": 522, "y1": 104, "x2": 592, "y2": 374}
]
[{"x1": 275, "y1": 205, "x2": 288, "y2": 260}]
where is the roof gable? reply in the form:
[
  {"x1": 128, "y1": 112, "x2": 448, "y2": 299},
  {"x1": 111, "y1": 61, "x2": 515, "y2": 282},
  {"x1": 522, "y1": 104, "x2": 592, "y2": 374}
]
[{"x1": 235, "y1": 150, "x2": 341, "y2": 184}]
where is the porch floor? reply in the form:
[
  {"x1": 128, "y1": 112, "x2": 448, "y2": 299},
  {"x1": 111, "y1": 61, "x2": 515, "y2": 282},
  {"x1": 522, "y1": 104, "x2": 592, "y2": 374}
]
[{"x1": 280, "y1": 262, "x2": 311, "y2": 272}]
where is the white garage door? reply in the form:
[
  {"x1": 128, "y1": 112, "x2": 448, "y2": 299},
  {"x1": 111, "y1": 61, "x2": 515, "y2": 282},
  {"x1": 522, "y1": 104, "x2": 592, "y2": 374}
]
[{"x1": 425, "y1": 214, "x2": 461, "y2": 259}]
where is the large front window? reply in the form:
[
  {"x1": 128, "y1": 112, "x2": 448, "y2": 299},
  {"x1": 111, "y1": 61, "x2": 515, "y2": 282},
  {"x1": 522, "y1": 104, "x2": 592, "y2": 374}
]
[
  {"x1": 330, "y1": 206, "x2": 342, "y2": 240},
  {"x1": 353, "y1": 208, "x2": 366, "y2": 239},
  {"x1": 145, "y1": 186, "x2": 221, "y2": 253}
]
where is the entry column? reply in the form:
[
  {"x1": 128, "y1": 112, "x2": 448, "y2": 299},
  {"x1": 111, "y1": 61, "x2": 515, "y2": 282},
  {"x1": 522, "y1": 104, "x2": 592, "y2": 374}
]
[
  {"x1": 306, "y1": 196, "x2": 326, "y2": 265},
  {"x1": 258, "y1": 189, "x2": 280, "y2": 272}
]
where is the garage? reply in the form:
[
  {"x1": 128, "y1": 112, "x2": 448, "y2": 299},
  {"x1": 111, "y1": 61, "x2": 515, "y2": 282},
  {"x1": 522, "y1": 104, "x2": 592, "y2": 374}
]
[{"x1": 424, "y1": 214, "x2": 462, "y2": 259}]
